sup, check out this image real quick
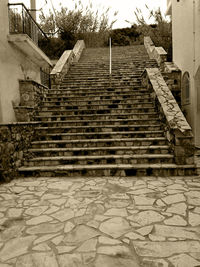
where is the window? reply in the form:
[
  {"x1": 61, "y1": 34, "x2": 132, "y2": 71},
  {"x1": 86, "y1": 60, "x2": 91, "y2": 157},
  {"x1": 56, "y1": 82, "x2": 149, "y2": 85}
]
[{"x1": 182, "y1": 72, "x2": 190, "y2": 105}]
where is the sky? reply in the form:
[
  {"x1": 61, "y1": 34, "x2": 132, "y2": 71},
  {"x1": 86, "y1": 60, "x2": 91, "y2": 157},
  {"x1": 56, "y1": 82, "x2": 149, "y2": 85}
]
[{"x1": 9, "y1": 0, "x2": 168, "y2": 28}]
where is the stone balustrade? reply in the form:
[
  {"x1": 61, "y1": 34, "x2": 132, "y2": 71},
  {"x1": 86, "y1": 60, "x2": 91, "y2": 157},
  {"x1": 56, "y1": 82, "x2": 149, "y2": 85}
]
[
  {"x1": 50, "y1": 50, "x2": 75, "y2": 89},
  {"x1": 0, "y1": 122, "x2": 41, "y2": 181},
  {"x1": 73, "y1": 40, "x2": 86, "y2": 62},
  {"x1": 144, "y1": 36, "x2": 167, "y2": 68},
  {"x1": 162, "y1": 62, "x2": 181, "y2": 106},
  {"x1": 142, "y1": 68, "x2": 195, "y2": 165},
  {"x1": 13, "y1": 80, "x2": 48, "y2": 122},
  {"x1": 50, "y1": 40, "x2": 85, "y2": 88},
  {"x1": 144, "y1": 36, "x2": 182, "y2": 106}
]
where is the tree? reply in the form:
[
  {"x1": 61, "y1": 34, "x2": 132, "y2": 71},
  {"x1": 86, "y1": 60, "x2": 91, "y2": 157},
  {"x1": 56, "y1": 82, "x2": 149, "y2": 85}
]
[
  {"x1": 39, "y1": 0, "x2": 118, "y2": 51},
  {"x1": 129, "y1": 6, "x2": 172, "y2": 61}
]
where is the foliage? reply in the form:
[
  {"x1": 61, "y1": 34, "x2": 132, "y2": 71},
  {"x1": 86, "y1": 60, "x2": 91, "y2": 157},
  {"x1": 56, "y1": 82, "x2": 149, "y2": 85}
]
[
  {"x1": 110, "y1": 26, "x2": 141, "y2": 46},
  {"x1": 38, "y1": 37, "x2": 66, "y2": 59},
  {"x1": 39, "y1": 0, "x2": 118, "y2": 54},
  {"x1": 133, "y1": 6, "x2": 172, "y2": 61}
]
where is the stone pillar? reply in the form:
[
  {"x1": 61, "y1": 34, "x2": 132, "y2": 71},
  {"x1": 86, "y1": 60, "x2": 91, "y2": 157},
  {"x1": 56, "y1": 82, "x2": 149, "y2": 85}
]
[{"x1": 173, "y1": 130, "x2": 195, "y2": 165}]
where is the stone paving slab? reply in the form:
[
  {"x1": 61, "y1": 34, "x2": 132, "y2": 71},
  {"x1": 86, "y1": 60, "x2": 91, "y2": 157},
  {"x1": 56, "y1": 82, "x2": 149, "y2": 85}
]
[{"x1": 0, "y1": 176, "x2": 200, "y2": 266}]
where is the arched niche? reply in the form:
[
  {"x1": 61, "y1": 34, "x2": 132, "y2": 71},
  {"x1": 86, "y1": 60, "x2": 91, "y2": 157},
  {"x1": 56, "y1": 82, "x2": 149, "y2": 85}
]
[{"x1": 182, "y1": 71, "x2": 190, "y2": 105}]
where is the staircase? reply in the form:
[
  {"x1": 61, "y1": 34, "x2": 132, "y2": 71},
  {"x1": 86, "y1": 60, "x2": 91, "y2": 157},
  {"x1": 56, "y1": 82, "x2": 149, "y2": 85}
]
[{"x1": 19, "y1": 45, "x2": 196, "y2": 177}]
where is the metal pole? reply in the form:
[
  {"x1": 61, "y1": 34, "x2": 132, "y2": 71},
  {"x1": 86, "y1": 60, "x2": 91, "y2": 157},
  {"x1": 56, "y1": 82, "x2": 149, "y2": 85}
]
[
  {"x1": 109, "y1": 37, "x2": 112, "y2": 88},
  {"x1": 109, "y1": 37, "x2": 112, "y2": 75}
]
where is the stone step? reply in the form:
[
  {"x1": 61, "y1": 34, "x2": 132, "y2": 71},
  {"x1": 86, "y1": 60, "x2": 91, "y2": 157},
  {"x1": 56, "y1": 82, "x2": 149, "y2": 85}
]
[
  {"x1": 29, "y1": 145, "x2": 171, "y2": 157},
  {"x1": 65, "y1": 71, "x2": 143, "y2": 77},
  {"x1": 36, "y1": 131, "x2": 164, "y2": 141},
  {"x1": 42, "y1": 97, "x2": 153, "y2": 107},
  {"x1": 31, "y1": 137, "x2": 168, "y2": 149},
  {"x1": 63, "y1": 73, "x2": 142, "y2": 78},
  {"x1": 25, "y1": 154, "x2": 174, "y2": 167},
  {"x1": 34, "y1": 112, "x2": 158, "y2": 122},
  {"x1": 41, "y1": 102, "x2": 154, "y2": 111},
  {"x1": 37, "y1": 107, "x2": 156, "y2": 117},
  {"x1": 58, "y1": 85, "x2": 142, "y2": 91},
  {"x1": 63, "y1": 76, "x2": 141, "y2": 80},
  {"x1": 71, "y1": 59, "x2": 155, "y2": 64},
  {"x1": 44, "y1": 95, "x2": 151, "y2": 103},
  {"x1": 60, "y1": 81, "x2": 141, "y2": 87},
  {"x1": 36, "y1": 118, "x2": 160, "y2": 127},
  {"x1": 61, "y1": 78, "x2": 142, "y2": 84},
  {"x1": 18, "y1": 164, "x2": 196, "y2": 177},
  {"x1": 36, "y1": 124, "x2": 162, "y2": 133},
  {"x1": 69, "y1": 60, "x2": 150, "y2": 65},
  {"x1": 64, "y1": 74, "x2": 142, "y2": 79},
  {"x1": 68, "y1": 65, "x2": 154, "y2": 71},
  {"x1": 59, "y1": 84, "x2": 142, "y2": 90},
  {"x1": 43, "y1": 96, "x2": 151, "y2": 105},
  {"x1": 47, "y1": 91, "x2": 146, "y2": 98},
  {"x1": 47, "y1": 89, "x2": 148, "y2": 95},
  {"x1": 48, "y1": 87, "x2": 146, "y2": 95}
]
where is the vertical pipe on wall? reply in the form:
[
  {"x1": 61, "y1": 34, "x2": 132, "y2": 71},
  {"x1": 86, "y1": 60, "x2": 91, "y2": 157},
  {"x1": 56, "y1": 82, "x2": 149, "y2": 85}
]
[
  {"x1": 30, "y1": 0, "x2": 36, "y2": 21},
  {"x1": 193, "y1": 0, "x2": 196, "y2": 76}
]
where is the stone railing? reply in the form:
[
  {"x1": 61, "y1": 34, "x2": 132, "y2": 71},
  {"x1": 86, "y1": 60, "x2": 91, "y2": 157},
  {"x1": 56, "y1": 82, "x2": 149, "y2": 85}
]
[
  {"x1": 51, "y1": 40, "x2": 85, "y2": 88},
  {"x1": 144, "y1": 36, "x2": 181, "y2": 105},
  {"x1": 162, "y1": 62, "x2": 182, "y2": 106},
  {"x1": 144, "y1": 36, "x2": 167, "y2": 68},
  {"x1": 142, "y1": 68, "x2": 195, "y2": 165},
  {"x1": 73, "y1": 40, "x2": 86, "y2": 62},
  {"x1": 13, "y1": 80, "x2": 48, "y2": 122},
  {"x1": 0, "y1": 122, "x2": 40, "y2": 182}
]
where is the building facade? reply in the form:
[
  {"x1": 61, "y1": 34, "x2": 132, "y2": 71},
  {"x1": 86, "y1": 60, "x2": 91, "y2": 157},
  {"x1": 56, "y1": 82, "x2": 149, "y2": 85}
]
[
  {"x1": 0, "y1": 0, "x2": 52, "y2": 123},
  {"x1": 166, "y1": 0, "x2": 200, "y2": 147}
]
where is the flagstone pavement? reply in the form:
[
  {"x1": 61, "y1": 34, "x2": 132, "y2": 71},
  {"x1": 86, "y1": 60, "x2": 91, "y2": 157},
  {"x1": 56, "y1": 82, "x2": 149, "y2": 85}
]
[{"x1": 0, "y1": 176, "x2": 200, "y2": 267}]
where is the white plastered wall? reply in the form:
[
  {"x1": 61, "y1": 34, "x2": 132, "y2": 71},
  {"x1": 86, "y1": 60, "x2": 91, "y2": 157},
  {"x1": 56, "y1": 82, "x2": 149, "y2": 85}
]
[
  {"x1": 172, "y1": 0, "x2": 200, "y2": 147},
  {"x1": 0, "y1": 0, "x2": 41, "y2": 123}
]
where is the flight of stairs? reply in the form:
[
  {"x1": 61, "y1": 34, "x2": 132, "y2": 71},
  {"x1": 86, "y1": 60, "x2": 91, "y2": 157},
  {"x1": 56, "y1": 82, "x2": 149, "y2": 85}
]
[{"x1": 19, "y1": 45, "x2": 196, "y2": 177}]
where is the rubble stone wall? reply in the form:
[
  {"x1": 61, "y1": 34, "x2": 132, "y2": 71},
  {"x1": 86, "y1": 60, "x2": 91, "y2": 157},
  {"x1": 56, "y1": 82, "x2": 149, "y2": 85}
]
[
  {"x1": 142, "y1": 68, "x2": 194, "y2": 165},
  {"x1": 162, "y1": 62, "x2": 182, "y2": 106},
  {"x1": 13, "y1": 80, "x2": 48, "y2": 122},
  {"x1": 0, "y1": 122, "x2": 40, "y2": 182}
]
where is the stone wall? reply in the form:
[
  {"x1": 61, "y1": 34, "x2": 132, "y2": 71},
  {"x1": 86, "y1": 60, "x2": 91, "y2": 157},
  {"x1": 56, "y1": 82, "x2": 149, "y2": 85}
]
[
  {"x1": 0, "y1": 122, "x2": 40, "y2": 182},
  {"x1": 50, "y1": 40, "x2": 85, "y2": 89},
  {"x1": 73, "y1": 40, "x2": 86, "y2": 63},
  {"x1": 13, "y1": 80, "x2": 48, "y2": 122},
  {"x1": 142, "y1": 68, "x2": 194, "y2": 166},
  {"x1": 50, "y1": 50, "x2": 75, "y2": 89},
  {"x1": 162, "y1": 62, "x2": 182, "y2": 106},
  {"x1": 144, "y1": 36, "x2": 182, "y2": 106}
]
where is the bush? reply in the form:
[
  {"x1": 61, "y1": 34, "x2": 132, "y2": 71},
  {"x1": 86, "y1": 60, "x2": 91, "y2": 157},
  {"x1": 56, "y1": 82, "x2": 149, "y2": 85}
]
[
  {"x1": 110, "y1": 26, "x2": 141, "y2": 46},
  {"x1": 39, "y1": 37, "x2": 66, "y2": 59}
]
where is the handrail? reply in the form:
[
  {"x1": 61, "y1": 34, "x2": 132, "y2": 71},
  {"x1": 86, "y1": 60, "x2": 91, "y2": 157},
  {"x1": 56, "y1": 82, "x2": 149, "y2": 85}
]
[{"x1": 8, "y1": 3, "x2": 48, "y2": 46}]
